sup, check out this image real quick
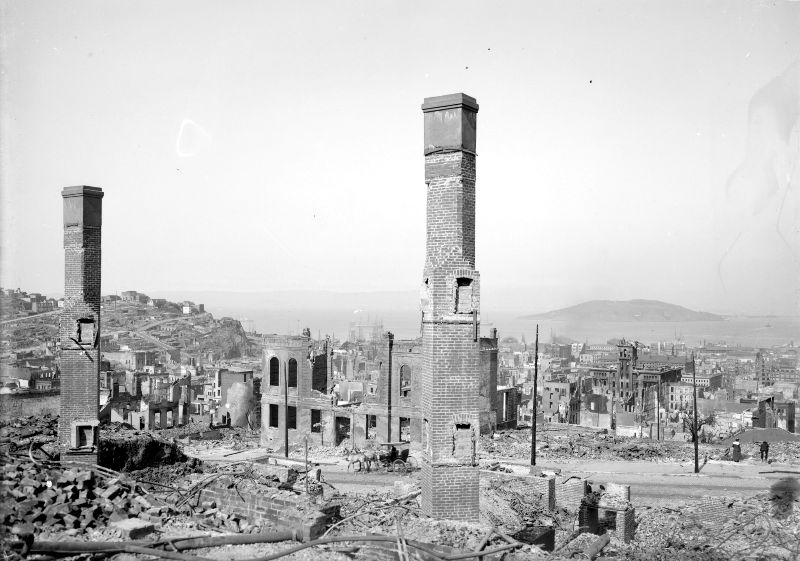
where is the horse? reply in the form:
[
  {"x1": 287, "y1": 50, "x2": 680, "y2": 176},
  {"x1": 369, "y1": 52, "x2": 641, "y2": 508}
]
[
  {"x1": 346, "y1": 450, "x2": 366, "y2": 472},
  {"x1": 361, "y1": 449, "x2": 379, "y2": 472}
]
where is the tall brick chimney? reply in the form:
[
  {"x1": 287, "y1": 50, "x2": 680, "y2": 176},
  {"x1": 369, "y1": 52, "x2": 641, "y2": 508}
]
[
  {"x1": 59, "y1": 186, "x2": 103, "y2": 464},
  {"x1": 419, "y1": 93, "x2": 481, "y2": 520}
]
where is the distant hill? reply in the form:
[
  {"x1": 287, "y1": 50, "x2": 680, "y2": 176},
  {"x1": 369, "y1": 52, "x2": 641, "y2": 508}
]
[{"x1": 520, "y1": 299, "x2": 724, "y2": 322}]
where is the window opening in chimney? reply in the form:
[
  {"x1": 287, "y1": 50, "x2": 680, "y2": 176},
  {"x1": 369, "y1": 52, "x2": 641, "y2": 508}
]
[{"x1": 455, "y1": 278, "x2": 472, "y2": 314}]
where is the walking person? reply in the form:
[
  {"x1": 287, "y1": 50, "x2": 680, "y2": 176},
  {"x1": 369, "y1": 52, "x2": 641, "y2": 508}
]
[
  {"x1": 760, "y1": 440, "x2": 769, "y2": 462},
  {"x1": 732, "y1": 438, "x2": 741, "y2": 462}
]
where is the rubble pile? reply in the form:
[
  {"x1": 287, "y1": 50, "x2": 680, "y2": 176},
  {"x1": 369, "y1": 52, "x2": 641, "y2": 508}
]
[
  {"x1": 219, "y1": 426, "x2": 261, "y2": 450},
  {"x1": 481, "y1": 429, "x2": 723, "y2": 463},
  {"x1": 181, "y1": 426, "x2": 261, "y2": 454},
  {"x1": 398, "y1": 518, "x2": 495, "y2": 552},
  {"x1": 713, "y1": 441, "x2": 800, "y2": 463},
  {"x1": 331, "y1": 483, "x2": 561, "y2": 556},
  {"x1": 0, "y1": 414, "x2": 59, "y2": 456},
  {"x1": 330, "y1": 488, "x2": 422, "y2": 535},
  {"x1": 0, "y1": 457, "x2": 181, "y2": 537},
  {"x1": 764, "y1": 441, "x2": 800, "y2": 463},
  {"x1": 0, "y1": 453, "x2": 294, "y2": 545},
  {"x1": 307, "y1": 442, "x2": 353, "y2": 459},
  {"x1": 157, "y1": 420, "x2": 212, "y2": 438},
  {"x1": 0, "y1": 414, "x2": 58, "y2": 437},
  {"x1": 130, "y1": 459, "x2": 205, "y2": 488},
  {"x1": 555, "y1": 532, "x2": 603, "y2": 557},
  {"x1": 331, "y1": 487, "x2": 496, "y2": 550},
  {"x1": 480, "y1": 477, "x2": 568, "y2": 533},
  {"x1": 616, "y1": 491, "x2": 800, "y2": 561}
]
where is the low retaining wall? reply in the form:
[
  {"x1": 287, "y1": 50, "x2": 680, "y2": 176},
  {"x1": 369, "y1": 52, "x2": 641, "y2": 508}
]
[{"x1": 197, "y1": 476, "x2": 338, "y2": 541}]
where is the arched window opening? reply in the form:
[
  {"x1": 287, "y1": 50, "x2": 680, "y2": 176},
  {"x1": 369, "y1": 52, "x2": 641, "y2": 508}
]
[
  {"x1": 288, "y1": 358, "x2": 298, "y2": 388},
  {"x1": 399, "y1": 365, "x2": 412, "y2": 398},
  {"x1": 269, "y1": 357, "x2": 279, "y2": 386}
]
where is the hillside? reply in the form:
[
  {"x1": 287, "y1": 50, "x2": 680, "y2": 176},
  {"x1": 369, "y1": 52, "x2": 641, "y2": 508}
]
[
  {"x1": 1, "y1": 288, "x2": 256, "y2": 360},
  {"x1": 520, "y1": 299, "x2": 724, "y2": 322}
]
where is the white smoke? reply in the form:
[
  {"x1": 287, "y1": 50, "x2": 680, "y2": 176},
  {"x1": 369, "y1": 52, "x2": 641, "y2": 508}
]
[{"x1": 225, "y1": 381, "x2": 254, "y2": 428}]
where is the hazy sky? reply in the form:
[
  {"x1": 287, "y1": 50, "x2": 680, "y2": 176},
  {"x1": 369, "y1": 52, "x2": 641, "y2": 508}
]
[{"x1": 2, "y1": 1, "x2": 798, "y2": 316}]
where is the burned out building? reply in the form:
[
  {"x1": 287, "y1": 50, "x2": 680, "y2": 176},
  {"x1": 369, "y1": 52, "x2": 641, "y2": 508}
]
[
  {"x1": 260, "y1": 329, "x2": 500, "y2": 450},
  {"x1": 99, "y1": 370, "x2": 187, "y2": 430},
  {"x1": 580, "y1": 340, "x2": 684, "y2": 431}
]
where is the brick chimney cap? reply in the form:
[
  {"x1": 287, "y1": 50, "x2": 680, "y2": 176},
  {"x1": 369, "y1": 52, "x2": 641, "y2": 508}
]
[
  {"x1": 421, "y1": 93, "x2": 479, "y2": 113},
  {"x1": 62, "y1": 186, "x2": 104, "y2": 198}
]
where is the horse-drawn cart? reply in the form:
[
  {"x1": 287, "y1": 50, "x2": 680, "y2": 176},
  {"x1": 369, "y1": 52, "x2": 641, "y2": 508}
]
[
  {"x1": 378, "y1": 441, "x2": 417, "y2": 473},
  {"x1": 345, "y1": 441, "x2": 418, "y2": 473}
]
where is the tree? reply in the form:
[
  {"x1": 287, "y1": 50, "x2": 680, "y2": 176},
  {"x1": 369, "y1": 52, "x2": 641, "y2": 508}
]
[{"x1": 683, "y1": 411, "x2": 716, "y2": 443}]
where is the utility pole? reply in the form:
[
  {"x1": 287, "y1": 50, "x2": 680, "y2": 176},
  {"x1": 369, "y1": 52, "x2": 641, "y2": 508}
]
[
  {"x1": 387, "y1": 333, "x2": 393, "y2": 443},
  {"x1": 692, "y1": 352, "x2": 699, "y2": 473},
  {"x1": 304, "y1": 436, "x2": 309, "y2": 495},
  {"x1": 284, "y1": 360, "x2": 289, "y2": 459},
  {"x1": 657, "y1": 378, "x2": 661, "y2": 441},
  {"x1": 531, "y1": 325, "x2": 539, "y2": 467}
]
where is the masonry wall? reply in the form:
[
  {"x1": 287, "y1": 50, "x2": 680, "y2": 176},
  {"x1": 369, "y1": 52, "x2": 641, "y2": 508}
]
[
  {"x1": 557, "y1": 476, "x2": 589, "y2": 512},
  {"x1": 481, "y1": 470, "x2": 556, "y2": 511},
  {"x1": 197, "y1": 476, "x2": 338, "y2": 541}
]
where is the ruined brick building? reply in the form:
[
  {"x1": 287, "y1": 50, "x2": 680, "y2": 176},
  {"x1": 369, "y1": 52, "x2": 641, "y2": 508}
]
[
  {"x1": 99, "y1": 370, "x2": 187, "y2": 430},
  {"x1": 581, "y1": 340, "x2": 684, "y2": 431},
  {"x1": 260, "y1": 329, "x2": 500, "y2": 450},
  {"x1": 59, "y1": 186, "x2": 103, "y2": 463}
]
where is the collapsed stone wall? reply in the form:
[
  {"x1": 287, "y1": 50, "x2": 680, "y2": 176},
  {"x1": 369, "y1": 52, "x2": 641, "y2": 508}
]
[{"x1": 196, "y1": 476, "x2": 338, "y2": 540}]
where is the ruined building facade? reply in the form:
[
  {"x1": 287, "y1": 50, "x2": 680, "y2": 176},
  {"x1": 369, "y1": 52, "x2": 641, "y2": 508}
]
[
  {"x1": 59, "y1": 186, "x2": 103, "y2": 463},
  {"x1": 581, "y1": 340, "x2": 684, "y2": 432},
  {"x1": 419, "y1": 93, "x2": 482, "y2": 521},
  {"x1": 260, "y1": 334, "x2": 335, "y2": 448},
  {"x1": 260, "y1": 331, "x2": 500, "y2": 450}
]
